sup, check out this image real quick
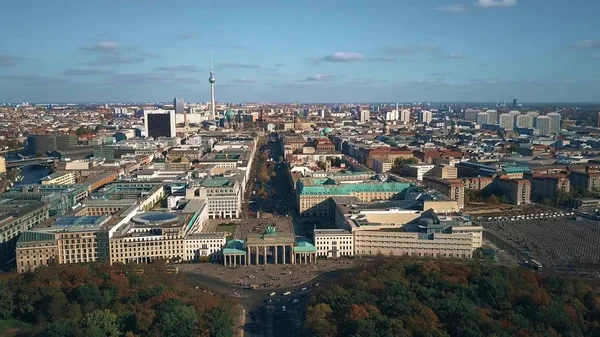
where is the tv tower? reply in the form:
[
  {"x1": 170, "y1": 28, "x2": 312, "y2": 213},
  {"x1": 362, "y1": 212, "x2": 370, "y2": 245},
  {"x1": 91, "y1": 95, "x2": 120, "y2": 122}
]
[{"x1": 209, "y1": 51, "x2": 216, "y2": 120}]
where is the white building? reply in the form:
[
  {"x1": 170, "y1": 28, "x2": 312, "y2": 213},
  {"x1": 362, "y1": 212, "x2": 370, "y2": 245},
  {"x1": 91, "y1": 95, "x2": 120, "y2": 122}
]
[
  {"x1": 419, "y1": 110, "x2": 432, "y2": 124},
  {"x1": 516, "y1": 114, "x2": 534, "y2": 128},
  {"x1": 360, "y1": 110, "x2": 370, "y2": 122},
  {"x1": 499, "y1": 113, "x2": 515, "y2": 131},
  {"x1": 476, "y1": 112, "x2": 489, "y2": 125},
  {"x1": 535, "y1": 116, "x2": 551, "y2": 135},
  {"x1": 403, "y1": 164, "x2": 435, "y2": 181},
  {"x1": 547, "y1": 112, "x2": 561, "y2": 135},
  {"x1": 463, "y1": 109, "x2": 480, "y2": 122},
  {"x1": 400, "y1": 109, "x2": 411, "y2": 124},
  {"x1": 184, "y1": 232, "x2": 227, "y2": 261},
  {"x1": 314, "y1": 229, "x2": 355, "y2": 258},
  {"x1": 485, "y1": 110, "x2": 498, "y2": 124}
]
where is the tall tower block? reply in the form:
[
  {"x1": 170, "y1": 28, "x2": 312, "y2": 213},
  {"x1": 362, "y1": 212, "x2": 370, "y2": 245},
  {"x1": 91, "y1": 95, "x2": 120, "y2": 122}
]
[{"x1": 209, "y1": 51, "x2": 216, "y2": 120}]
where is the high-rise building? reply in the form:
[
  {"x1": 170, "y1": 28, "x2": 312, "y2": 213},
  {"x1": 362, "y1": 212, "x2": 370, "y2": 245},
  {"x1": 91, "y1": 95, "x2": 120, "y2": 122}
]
[
  {"x1": 516, "y1": 114, "x2": 534, "y2": 128},
  {"x1": 174, "y1": 98, "x2": 185, "y2": 114},
  {"x1": 485, "y1": 109, "x2": 498, "y2": 124},
  {"x1": 547, "y1": 112, "x2": 561, "y2": 135},
  {"x1": 476, "y1": 112, "x2": 488, "y2": 125},
  {"x1": 359, "y1": 110, "x2": 370, "y2": 122},
  {"x1": 499, "y1": 114, "x2": 515, "y2": 131},
  {"x1": 535, "y1": 116, "x2": 551, "y2": 135},
  {"x1": 400, "y1": 109, "x2": 411, "y2": 124},
  {"x1": 419, "y1": 110, "x2": 433, "y2": 124},
  {"x1": 476, "y1": 112, "x2": 489, "y2": 125},
  {"x1": 512, "y1": 98, "x2": 517, "y2": 108},
  {"x1": 144, "y1": 110, "x2": 176, "y2": 138},
  {"x1": 463, "y1": 109, "x2": 480, "y2": 122},
  {"x1": 597, "y1": 112, "x2": 600, "y2": 128}
]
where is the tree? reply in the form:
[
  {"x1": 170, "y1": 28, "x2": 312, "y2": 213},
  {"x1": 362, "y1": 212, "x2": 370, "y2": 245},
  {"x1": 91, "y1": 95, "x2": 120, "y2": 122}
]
[
  {"x1": 156, "y1": 299, "x2": 199, "y2": 337},
  {"x1": 392, "y1": 157, "x2": 418, "y2": 173},
  {"x1": 82, "y1": 309, "x2": 120, "y2": 337},
  {"x1": 306, "y1": 303, "x2": 337, "y2": 337},
  {"x1": 207, "y1": 307, "x2": 233, "y2": 337},
  {"x1": 0, "y1": 281, "x2": 13, "y2": 319},
  {"x1": 486, "y1": 194, "x2": 500, "y2": 204}
]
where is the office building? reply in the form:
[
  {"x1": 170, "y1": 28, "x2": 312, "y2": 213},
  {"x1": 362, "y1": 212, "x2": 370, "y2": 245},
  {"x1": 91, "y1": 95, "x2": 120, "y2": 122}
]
[
  {"x1": 597, "y1": 112, "x2": 600, "y2": 128},
  {"x1": 55, "y1": 135, "x2": 77, "y2": 151},
  {"x1": 359, "y1": 110, "x2": 370, "y2": 122},
  {"x1": 419, "y1": 110, "x2": 433, "y2": 124},
  {"x1": 144, "y1": 110, "x2": 176, "y2": 138},
  {"x1": 512, "y1": 98, "x2": 517, "y2": 108},
  {"x1": 403, "y1": 164, "x2": 435, "y2": 181},
  {"x1": 434, "y1": 164, "x2": 458, "y2": 179},
  {"x1": 41, "y1": 172, "x2": 76, "y2": 185},
  {"x1": 174, "y1": 98, "x2": 185, "y2": 114},
  {"x1": 499, "y1": 113, "x2": 515, "y2": 131},
  {"x1": 547, "y1": 112, "x2": 561, "y2": 135},
  {"x1": 26, "y1": 135, "x2": 57, "y2": 155},
  {"x1": 187, "y1": 178, "x2": 243, "y2": 219},
  {"x1": 476, "y1": 112, "x2": 489, "y2": 125},
  {"x1": 535, "y1": 116, "x2": 551, "y2": 135}
]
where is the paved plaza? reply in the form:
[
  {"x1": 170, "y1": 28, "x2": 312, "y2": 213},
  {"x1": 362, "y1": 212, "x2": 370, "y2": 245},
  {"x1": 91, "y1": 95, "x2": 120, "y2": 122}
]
[{"x1": 179, "y1": 259, "x2": 358, "y2": 289}]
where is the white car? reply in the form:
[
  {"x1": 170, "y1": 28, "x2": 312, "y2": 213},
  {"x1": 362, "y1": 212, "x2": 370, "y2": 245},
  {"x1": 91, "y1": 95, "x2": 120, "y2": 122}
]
[
  {"x1": 269, "y1": 292, "x2": 276, "y2": 297},
  {"x1": 301, "y1": 287, "x2": 307, "y2": 291},
  {"x1": 281, "y1": 306, "x2": 286, "y2": 312},
  {"x1": 292, "y1": 299, "x2": 299, "y2": 304},
  {"x1": 283, "y1": 291, "x2": 291, "y2": 296}
]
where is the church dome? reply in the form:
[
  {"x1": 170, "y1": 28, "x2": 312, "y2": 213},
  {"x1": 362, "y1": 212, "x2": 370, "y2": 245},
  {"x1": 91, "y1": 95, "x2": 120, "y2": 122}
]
[{"x1": 322, "y1": 127, "x2": 333, "y2": 135}]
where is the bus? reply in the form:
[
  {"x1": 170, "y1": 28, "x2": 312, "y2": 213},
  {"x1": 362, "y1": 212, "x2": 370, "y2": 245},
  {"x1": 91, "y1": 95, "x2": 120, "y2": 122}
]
[{"x1": 530, "y1": 259, "x2": 543, "y2": 271}]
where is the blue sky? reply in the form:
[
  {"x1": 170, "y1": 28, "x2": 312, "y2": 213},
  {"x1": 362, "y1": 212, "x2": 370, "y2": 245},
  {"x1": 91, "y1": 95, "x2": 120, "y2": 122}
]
[{"x1": 0, "y1": 0, "x2": 599, "y2": 103}]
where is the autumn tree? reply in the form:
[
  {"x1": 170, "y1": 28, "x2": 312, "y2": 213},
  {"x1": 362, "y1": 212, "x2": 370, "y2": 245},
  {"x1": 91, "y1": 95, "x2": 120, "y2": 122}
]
[
  {"x1": 156, "y1": 299, "x2": 199, "y2": 337},
  {"x1": 207, "y1": 307, "x2": 233, "y2": 337},
  {"x1": 306, "y1": 303, "x2": 337, "y2": 337}
]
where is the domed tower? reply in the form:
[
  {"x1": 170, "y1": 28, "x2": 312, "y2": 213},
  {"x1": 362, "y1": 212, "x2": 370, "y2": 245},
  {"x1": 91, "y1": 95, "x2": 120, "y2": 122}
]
[{"x1": 451, "y1": 120, "x2": 459, "y2": 134}]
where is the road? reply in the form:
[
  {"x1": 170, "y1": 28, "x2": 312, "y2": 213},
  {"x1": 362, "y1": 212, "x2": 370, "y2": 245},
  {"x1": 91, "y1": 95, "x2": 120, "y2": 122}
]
[{"x1": 184, "y1": 268, "x2": 357, "y2": 337}]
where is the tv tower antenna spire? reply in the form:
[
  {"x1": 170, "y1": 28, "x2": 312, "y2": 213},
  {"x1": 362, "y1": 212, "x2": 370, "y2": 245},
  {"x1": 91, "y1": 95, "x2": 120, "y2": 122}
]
[{"x1": 208, "y1": 50, "x2": 216, "y2": 120}]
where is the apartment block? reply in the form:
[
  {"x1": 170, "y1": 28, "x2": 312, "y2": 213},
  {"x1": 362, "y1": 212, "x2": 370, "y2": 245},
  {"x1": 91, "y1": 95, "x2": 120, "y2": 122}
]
[
  {"x1": 423, "y1": 177, "x2": 465, "y2": 209},
  {"x1": 531, "y1": 174, "x2": 570, "y2": 203},
  {"x1": 498, "y1": 178, "x2": 531, "y2": 205}
]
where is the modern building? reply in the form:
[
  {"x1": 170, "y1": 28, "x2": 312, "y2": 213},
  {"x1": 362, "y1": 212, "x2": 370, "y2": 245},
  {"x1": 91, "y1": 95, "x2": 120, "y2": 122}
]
[
  {"x1": 535, "y1": 116, "x2": 551, "y2": 135},
  {"x1": 419, "y1": 110, "x2": 433, "y2": 124},
  {"x1": 485, "y1": 110, "x2": 498, "y2": 124},
  {"x1": 399, "y1": 109, "x2": 411, "y2": 124},
  {"x1": 359, "y1": 110, "x2": 370, "y2": 123},
  {"x1": 314, "y1": 229, "x2": 354, "y2": 258},
  {"x1": 174, "y1": 98, "x2": 185, "y2": 114},
  {"x1": 144, "y1": 110, "x2": 176, "y2": 138},
  {"x1": 187, "y1": 178, "x2": 242, "y2": 219},
  {"x1": 499, "y1": 113, "x2": 515, "y2": 131},
  {"x1": 547, "y1": 112, "x2": 561, "y2": 135},
  {"x1": 403, "y1": 164, "x2": 435, "y2": 181},
  {"x1": 463, "y1": 109, "x2": 480, "y2": 122},
  {"x1": 55, "y1": 135, "x2": 77, "y2": 152},
  {"x1": 26, "y1": 135, "x2": 57, "y2": 155},
  {"x1": 516, "y1": 114, "x2": 534, "y2": 128},
  {"x1": 434, "y1": 164, "x2": 458, "y2": 179},
  {"x1": 476, "y1": 112, "x2": 489, "y2": 125},
  {"x1": 40, "y1": 172, "x2": 76, "y2": 185}
]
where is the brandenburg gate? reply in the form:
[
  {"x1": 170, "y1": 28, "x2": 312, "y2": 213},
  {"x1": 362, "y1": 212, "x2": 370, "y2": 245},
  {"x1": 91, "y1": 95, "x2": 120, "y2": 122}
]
[{"x1": 223, "y1": 226, "x2": 317, "y2": 266}]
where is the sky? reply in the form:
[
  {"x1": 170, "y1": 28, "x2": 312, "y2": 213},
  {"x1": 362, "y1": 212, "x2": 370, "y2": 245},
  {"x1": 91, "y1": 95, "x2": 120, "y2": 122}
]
[{"x1": 0, "y1": 0, "x2": 599, "y2": 103}]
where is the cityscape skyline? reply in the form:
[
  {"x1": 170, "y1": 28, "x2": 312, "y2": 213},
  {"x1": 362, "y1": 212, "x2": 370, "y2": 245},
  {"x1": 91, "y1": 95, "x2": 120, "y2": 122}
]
[{"x1": 1, "y1": 0, "x2": 599, "y2": 103}]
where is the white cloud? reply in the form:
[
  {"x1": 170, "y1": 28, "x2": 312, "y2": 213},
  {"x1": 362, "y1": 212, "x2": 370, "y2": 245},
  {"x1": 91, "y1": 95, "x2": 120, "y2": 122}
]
[
  {"x1": 319, "y1": 52, "x2": 365, "y2": 62},
  {"x1": 304, "y1": 74, "x2": 333, "y2": 82},
  {"x1": 475, "y1": 0, "x2": 517, "y2": 7},
  {"x1": 442, "y1": 52, "x2": 466, "y2": 59}
]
